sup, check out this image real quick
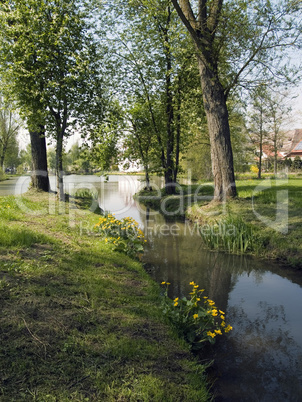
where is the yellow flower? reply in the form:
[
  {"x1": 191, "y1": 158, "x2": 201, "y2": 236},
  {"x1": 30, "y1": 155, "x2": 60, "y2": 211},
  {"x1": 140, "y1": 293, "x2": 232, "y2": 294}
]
[
  {"x1": 193, "y1": 314, "x2": 198, "y2": 320},
  {"x1": 219, "y1": 310, "x2": 225, "y2": 315},
  {"x1": 212, "y1": 309, "x2": 218, "y2": 317},
  {"x1": 194, "y1": 285, "x2": 199, "y2": 289},
  {"x1": 161, "y1": 281, "x2": 166, "y2": 285},
  {"x1": 189, "y1": 281, "x2": 195, "y2": 286},
  {"x1": 224, "y1": 325, "x2": 233, "y2": 333},
  {"x1": 221, "y1": 321, "x2": 226, "y2": 327},
  {"x1": 196, "y1": 298, "x2": 201, "y2": 301},
  {"x1": 220, "y1": 315, "x2": 225, "y2": 320},
  {"x1": 214, "y1": 329, "x2": 222, "y2": 335},
  {"x1": 174, "y1": 297, "x2": 179, "y2": 302},
  {"x1": 207, "y1": 331, "x2": 216, "y2": 338},
  {"x1": 174, "y1": 302, "x2": 178, "y2": 307}
]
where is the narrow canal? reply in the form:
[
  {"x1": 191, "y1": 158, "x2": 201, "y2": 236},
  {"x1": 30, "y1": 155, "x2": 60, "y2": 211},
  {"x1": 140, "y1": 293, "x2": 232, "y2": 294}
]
[{"x1": 1, "y1": 174, "x2": 302, "y2": 401}]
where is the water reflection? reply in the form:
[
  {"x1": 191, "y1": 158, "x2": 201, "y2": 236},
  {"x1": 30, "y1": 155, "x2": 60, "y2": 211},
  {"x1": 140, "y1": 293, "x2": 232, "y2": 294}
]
[
  {"x1": 211, "y1": 273, "x2": 302, "y2": 401},
  {"x1": 2, "y1": 174, "x2": 302, "y2": 400}
]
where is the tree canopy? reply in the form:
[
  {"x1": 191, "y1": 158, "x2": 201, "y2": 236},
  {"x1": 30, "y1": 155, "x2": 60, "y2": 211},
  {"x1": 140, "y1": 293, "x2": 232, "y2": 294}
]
[
  {"x1": 170, "y1": 0, "x2": 302, "y2": 199},
  {"x1": 0, "y1": 0, "x2": 105, "y2": 197}
]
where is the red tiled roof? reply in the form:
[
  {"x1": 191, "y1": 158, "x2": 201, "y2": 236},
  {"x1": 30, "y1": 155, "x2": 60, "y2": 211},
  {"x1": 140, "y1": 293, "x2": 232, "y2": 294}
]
[{"x1": 287, "y1": 140, "x2": 302, "y2": 157}]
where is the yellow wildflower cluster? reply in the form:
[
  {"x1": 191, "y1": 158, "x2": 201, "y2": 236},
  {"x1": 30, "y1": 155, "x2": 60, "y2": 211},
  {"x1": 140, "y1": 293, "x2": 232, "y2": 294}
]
[
  {"x1": 94, "y1": 214, "x2": 147, "y2": 258},
  {"x1": 95, "y1": 214, "x2": 145, "y2": 241},
  {"x1": 161, "y1": 280, "x2": 233, "y2": 347},
  {"x1": 203, "y1": 297, "x2": 232, "y2": 336}
]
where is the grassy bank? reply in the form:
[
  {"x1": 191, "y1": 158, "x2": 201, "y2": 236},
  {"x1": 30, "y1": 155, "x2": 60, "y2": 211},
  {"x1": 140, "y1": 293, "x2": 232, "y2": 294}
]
[
  {"x1": 136, "y1": 176, "x2": 302, "y2": 269},
  {"x1": 0, "y1": 190, "x2": 210, "y2": 401}
]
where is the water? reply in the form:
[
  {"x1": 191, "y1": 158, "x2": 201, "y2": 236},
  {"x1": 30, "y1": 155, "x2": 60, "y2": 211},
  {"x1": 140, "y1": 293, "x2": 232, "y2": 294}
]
[{"x1": 1, "y1": 174, "x2": 302, "y2": 401}]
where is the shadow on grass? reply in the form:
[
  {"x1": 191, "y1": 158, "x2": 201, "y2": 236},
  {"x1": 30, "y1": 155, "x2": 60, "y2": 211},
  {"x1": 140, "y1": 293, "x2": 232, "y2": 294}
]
[{"x1": 0, "y1": 234, "x2": 210, "y2": 401}]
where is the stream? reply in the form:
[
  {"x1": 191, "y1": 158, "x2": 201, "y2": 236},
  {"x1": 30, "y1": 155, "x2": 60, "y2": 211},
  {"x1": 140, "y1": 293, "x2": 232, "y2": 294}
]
[{"x1": 1, "y1": 174, "x2": 302, "y2": 401}]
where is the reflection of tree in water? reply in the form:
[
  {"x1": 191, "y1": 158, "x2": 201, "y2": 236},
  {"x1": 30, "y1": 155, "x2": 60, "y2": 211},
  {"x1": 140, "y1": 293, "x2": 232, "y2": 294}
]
[
  {"x1": 211, "y1": 302, "x2": 302, "y2": 401},
  {"x1": 141, "y1": 213, "x2": 302, "y2": 400},
  {"x1": 142, "y1": 217, "x2": 235, "y2": 313}
]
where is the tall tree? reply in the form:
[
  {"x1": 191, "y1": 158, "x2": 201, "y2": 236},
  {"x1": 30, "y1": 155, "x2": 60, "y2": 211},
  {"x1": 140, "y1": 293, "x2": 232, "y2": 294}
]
[
  {"x1": 248, "y1": 85, "x2": 270, "y2": 179},
  {"x1": 124, "y1": 101, "x2": 160, "y2": 190},
  {"x1": 170, "y1": 0, "x2": 302, "y2": 200},
  {"x1": 0, "y1": 0, "x2": 104, "y2": 199},
  {"x1": 0, "y1": 4, "x2": 50, "y2": 191},
  {"x1": 266, "y1": 92, "x2": 292, "y2": 175},
  {"x1": 0, "y1": 100, "x2": 20, "y2": 171},
  {"x1": 112, "y1": 0, "x2": 199, "y2": 193}
]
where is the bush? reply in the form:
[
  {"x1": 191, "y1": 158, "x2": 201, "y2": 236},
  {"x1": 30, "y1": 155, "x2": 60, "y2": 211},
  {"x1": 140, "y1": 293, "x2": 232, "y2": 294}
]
[
  {"x1": 161, "y1": 281, "x2": 232, "y2": 351},
  {"x1": 94, "y1": 214, "x2": 146, "y2": 259},
  {"x1": 293, "y1": 156, "x2": 302, "y2": 170}
]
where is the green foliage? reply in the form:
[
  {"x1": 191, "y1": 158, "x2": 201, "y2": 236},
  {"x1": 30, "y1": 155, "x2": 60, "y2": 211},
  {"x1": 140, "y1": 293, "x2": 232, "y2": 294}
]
[
  {"x1": 0, "y1": 170, "x2": 6, "y2": 181},
  {"x1": 0, "y1": 0, "x2": 104, "y2": 131},
  {"x1": 161, "y1": 281, "x2": 232, "y2": 351},
  {"x1": 124, "y1": 100, "x2": 162, "y2": 178},
  {"x1": 86, "y1": 103, "x2": 121, "y2": 172},
  {"x1": 94, "y1": 214, "x2": 146, "y2": 259},
  {"x1": 293, "y1": 156, "x2": 302, "y2": 170},
  {"x1": 0, "y1": 99, "x2": 21, "y2": 170},
  {"x1": 199, "y1": 214, "x2": 267, "y2": 254},
  {"x1": 0, "y1": 0, "x2": 106, "y2": 198},
  {"x1": 111, "y1": 0, "x2": 200, "y2": 186}
]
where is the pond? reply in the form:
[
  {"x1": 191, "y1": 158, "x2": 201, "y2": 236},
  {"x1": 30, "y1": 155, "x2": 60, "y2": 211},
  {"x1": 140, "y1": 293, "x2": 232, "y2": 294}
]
[{"x1": 1, "y1": 174, "x2": 302, "y2": 401}]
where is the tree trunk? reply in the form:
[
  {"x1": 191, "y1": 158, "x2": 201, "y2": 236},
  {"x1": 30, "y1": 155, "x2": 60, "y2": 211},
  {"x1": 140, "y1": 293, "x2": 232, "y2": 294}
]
[
  {"x1": 0, "y1": 148, "x2": 6, "y2": 171},
  {"x1": 197, "y1": 59, "x2": 237, "y2": 200},
  {"x1": 258, "y1": 131, "x2": 263, "y2": 179},
  {"x1": 273, "y1": 135, "x2": 278, "y2": 175},
  {"x1": 144, "y1": 167, "x2": 152, "y2": 191},
  {"x1": 163, "y1": 8, "x2": 175, "y2": 195},
  {"x1": 29, "y1": 127, "x2": 50, "y2": 192},
  {"x1": 174, "y1": 77, "x2": 182, "y2": 183},
  {"x1": 56, "y1": 132, "x2": 64, "y2": 201}
]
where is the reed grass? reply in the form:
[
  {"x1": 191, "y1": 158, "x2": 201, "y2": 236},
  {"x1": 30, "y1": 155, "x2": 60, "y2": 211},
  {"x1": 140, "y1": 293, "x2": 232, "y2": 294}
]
[{"x1": 199, "y1": 215, "x2": 267, "y2": 255}]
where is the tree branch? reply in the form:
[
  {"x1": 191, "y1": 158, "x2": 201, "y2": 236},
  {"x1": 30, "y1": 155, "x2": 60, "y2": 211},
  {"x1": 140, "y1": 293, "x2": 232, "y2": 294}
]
[
  {"x1": 224, "y1": 19, "x2": 274, "y2": 99},
  {"x1": 207, "y1": 0, "x2": 223, "y2": 36},
  {"x1": 170, "y1": 0, "x2": 199, "y2": 42}
]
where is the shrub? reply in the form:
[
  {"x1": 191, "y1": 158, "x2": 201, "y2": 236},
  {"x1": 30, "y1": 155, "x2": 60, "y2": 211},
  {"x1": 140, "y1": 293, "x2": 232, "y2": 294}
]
[
  {"x1": 94, "y1": 214, "x2": 146, "y2": 259},
  {"x1": 161, "y1": 281, "x2": 232, "y2": 351}
]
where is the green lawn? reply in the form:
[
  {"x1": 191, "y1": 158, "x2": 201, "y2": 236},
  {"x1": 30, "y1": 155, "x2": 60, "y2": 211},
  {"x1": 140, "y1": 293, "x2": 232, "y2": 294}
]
[
  {"x1": 0, "y1": 190, "x2": 210, "y2": 401},
  {"x1": 189, "y1": 176, "x2": 302, "y2": 267},
  {"x1": 136, "y1": 175, "x2": 302, "y2": 268}
]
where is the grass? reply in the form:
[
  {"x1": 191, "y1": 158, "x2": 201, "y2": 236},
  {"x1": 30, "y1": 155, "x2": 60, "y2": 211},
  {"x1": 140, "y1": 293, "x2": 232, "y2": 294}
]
[
  {"x1": 189, "y1": 176, "x2": 302, "y2": 268},
  {"x1": 136, "y1": 176, "x2": 302, "y2": 269},
  {"x1": 134, "y1": 184, "x2": 214, "y2": 220},
  {"x1": 0, "y1": 190, "x2": 210, "y2": 401}
]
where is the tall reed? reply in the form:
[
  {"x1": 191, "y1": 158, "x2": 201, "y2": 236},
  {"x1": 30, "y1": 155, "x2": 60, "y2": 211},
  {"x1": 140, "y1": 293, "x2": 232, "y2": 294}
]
[{"x1": 199, "y1": 214, "x2": 264, "y2": 254}]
